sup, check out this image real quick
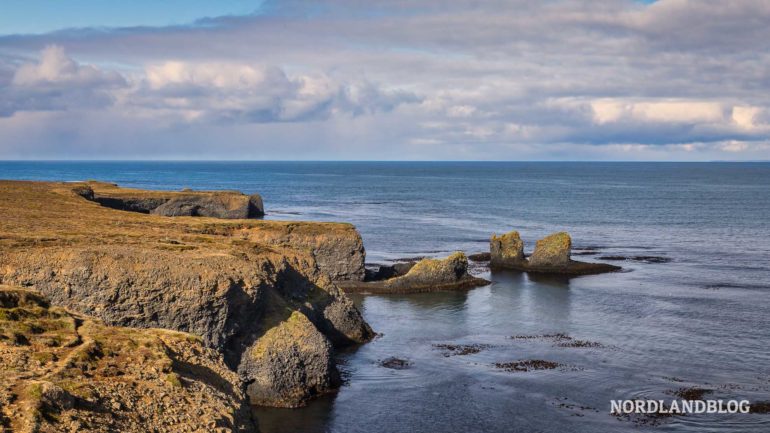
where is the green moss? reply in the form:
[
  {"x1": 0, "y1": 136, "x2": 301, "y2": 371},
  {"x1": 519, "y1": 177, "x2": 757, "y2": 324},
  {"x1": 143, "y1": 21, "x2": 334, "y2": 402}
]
[
  {"x1": 33, "y1": 352, "x2": 56, "y2": 364},
  {"x1": 165, "y1": 373, "x2": 182, "y2": 388},
  {"x1": 0, "y1": 310, "x2": 18, "y2": 321},
  {"x1": 28, "y1": 383, "x2": 43, "y2": 399}
]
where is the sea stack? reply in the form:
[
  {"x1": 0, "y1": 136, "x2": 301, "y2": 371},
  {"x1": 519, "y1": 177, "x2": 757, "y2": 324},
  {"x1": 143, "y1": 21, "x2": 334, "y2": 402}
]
[
  {"x1": 489, "y1": 230, "x2": 620, "y2": 275},
  {"x1": 528, "y1": 232, "x2": 571, "y2": 267},
  {"x1": 490, "y1": 230, "x2": 525, "y2": 268}
]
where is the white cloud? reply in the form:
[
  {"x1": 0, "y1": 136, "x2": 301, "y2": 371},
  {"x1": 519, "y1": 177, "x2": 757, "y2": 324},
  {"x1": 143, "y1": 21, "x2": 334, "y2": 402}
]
[
  {"x1": 590, "y1": 99, "x2": 725, "y2": 125},
  {"x1": 13, "y1": 45, "x2": 124, "y2": 87},
  {"x1": 1, "y1": 1, "x2": 770, "y2": 159}
]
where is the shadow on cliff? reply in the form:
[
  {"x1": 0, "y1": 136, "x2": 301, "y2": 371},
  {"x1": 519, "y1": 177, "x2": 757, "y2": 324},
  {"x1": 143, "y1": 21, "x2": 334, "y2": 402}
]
[{"x1": 220, "y1": 261, "x2": 371, "y2": 371}]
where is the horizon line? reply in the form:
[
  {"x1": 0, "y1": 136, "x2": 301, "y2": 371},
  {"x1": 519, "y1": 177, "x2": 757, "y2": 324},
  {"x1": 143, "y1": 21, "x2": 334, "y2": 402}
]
[{"x1": 1, "y1": 159, "x2": 769, "y2": 163}]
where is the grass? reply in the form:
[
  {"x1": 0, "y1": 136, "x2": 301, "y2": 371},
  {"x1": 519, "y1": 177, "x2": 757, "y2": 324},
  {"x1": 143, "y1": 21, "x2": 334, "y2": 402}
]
[{"x1": 0, "y1": 180, "x2": 357, "y2": 254}]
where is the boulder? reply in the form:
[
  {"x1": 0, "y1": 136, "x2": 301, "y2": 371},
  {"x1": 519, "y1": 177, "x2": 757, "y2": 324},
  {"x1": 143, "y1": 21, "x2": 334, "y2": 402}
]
[
  {"x1": 490, "y1": 231, "x2": 525, "y2": 268},
  {"x1": 364, "y1": 261, "x2": 416, "y2": 281},
  {"x1": 238, "y1": 311, "x2": 339, "y2": 408},
  {"x1": 528, "y1": 232, "x2": 571, "y2": 267},
  {"x1": 393, "y1": 252, "x2": 469, "y2": 287},
  {"x1": 338, "y1": 252, "x2": 490, "y2": 294}
]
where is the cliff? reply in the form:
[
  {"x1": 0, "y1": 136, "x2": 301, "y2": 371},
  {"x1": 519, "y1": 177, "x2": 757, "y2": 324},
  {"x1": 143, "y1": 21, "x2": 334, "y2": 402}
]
[
  {"x1": 0, "y1": 180, "x2": 373, "y2": 411},
  {"x1": 0, "y1": 286, "x2": 256, "y2": 432},
  {"x1": 78, "y1": 181, "x2": 264, "y2": 219}
]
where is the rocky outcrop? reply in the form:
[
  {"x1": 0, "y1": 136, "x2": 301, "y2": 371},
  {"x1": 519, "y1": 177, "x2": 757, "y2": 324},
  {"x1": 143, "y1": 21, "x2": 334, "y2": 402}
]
[
  {"x1": 150, "y1": 193, "x2": 265, "y2": 219},
  {"x1": 489, "y1": 230, "x2": 620, "y2": 275},
  {"x1": 79, "y1": 181, "x2": 265, "y2": 218},
  {"x1": 364, "y1": 261, "x2": 416, "y2": 281},
  {"x1": 0, "y1": 180, "x2": 373, "y2": 409},
  {"x1": 338, "y1": 252, "x2": 490, "y2": 294},
  {"x1": 0, "y1": 286, "x2": 256, "y2": 432},
  {"x1": 490, "y1": 231, "x2": 525, "y2": 268},
  {"x1": 238, "y1": 311, "x2": 338, "y2": 408},
  {"x1": 246, "y1": 223, "x2": 366, "y2": 282},
  {"x1": 528, "y1": 232, "x2": 571, "y2": 267}
]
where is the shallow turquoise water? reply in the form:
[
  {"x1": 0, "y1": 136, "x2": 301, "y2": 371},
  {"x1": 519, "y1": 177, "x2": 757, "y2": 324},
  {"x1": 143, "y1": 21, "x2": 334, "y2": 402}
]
[{"x1": 2, "y1": 161, "x2": 769, "y2": 432}]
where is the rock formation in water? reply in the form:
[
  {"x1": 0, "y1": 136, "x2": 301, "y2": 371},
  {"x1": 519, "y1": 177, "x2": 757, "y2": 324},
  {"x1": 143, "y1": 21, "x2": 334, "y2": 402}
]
[
  {"x1": 489, "y1": 230, "x2": 620, "y2": 275},
  {"x1": 364, "y1": 261, "x2": 416, "y2": 281},
  {"x1": 0, "y1": 286, "x2": 257, "y2": 432},
  {"x1": 338, "y1": 252, "x2": 490, "y2": 294},
  {"x1": 528, "y1": 232, "x2": 571, "y2": 267},
  {"x1": 490, "y1": 230, "x2": 525, "y2": 268},
  {"x1": 77, "y1": 181, "x2": 265, "y2": 218},
  {"x1": 0, "y1": 180, "x2": 373, "y2": 415}
]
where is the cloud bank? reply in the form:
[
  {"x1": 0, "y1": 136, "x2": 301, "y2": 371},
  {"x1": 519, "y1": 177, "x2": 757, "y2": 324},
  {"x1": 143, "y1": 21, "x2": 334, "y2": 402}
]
[{"x1": 1, "y1": 0, "x2": 769, "y2": 160}]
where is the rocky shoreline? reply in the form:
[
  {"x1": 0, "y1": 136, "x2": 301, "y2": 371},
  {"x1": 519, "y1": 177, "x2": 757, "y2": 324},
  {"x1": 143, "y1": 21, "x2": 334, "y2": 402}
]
[
  {"x1": 0, "y1": 180, "x2": 375, "y2": 431},
  {"x1": 0, "y1": 180, "x2": 624, "y2": 432}
]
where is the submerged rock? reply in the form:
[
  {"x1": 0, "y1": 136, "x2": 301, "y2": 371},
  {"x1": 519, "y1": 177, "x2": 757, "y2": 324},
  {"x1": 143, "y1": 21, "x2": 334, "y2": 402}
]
[
  {"x1": 379, "y1": 357, "x2": 411, "y2": 369},
  {"x1": 239, "y1": 311, "x2": 339, "y2": 408},
  {"x1": 494, "y1": 359, "x2": 561, "y2": 372},
  {"x1": 598, "y1": 255, "x2": 671, "y2": 264},
  {"x1": 468, "y1": 252, "x2": 491, "y2": 262},
  {"x1": 338, "y1": 252, "x2": 490, "y2": 294},
  {"x1": 489, "y1": 230, "x2": 620, "y2": 275}
]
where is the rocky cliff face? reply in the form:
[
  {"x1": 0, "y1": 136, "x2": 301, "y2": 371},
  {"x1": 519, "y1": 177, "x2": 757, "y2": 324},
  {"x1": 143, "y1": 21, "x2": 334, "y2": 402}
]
[
  {"x1": 0, "y1": 286, "x2": 257, "y2": 433},
  {"x1": 79, "y1": 181, "x2": 265, "y2": 218},
  {"x1": 0, "y1": 181, "x2": 373, "y2": 411}
]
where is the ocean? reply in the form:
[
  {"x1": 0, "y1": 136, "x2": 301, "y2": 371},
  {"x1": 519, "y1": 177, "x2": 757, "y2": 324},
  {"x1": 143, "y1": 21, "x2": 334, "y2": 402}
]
[{"x1": 2, "y1": 161, "x2": 769, "y2": 432}]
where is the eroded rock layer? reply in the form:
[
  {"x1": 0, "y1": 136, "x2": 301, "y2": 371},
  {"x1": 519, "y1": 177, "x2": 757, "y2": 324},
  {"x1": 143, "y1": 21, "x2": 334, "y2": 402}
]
[
  {"x1": 0, "y1": 180, "x2": 373, "y2": 410},
  {"x1": 79, "y1": 181, "x2": 265, "y2": 219},
  {"x1": 0, "y1": 285, "x2": 256, "y2": 433}
]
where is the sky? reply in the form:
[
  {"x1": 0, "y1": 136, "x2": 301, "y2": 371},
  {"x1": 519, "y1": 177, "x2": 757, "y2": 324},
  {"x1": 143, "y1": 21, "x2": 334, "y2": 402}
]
[{"x1": 0, "y1": 0, "x2": 769, "y2": 161}]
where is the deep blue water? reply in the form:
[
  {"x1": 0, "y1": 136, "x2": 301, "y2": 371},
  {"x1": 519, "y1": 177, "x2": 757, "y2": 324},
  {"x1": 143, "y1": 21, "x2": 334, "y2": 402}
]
[{"x1": 2, "y1": 161, "x2": 770, "y2": 432}]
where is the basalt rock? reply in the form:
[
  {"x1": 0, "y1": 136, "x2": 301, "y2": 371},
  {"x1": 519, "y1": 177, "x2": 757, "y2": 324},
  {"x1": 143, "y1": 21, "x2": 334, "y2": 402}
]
[
  {"x1": 0, "y1": 180, "x2": 373, "y2": 409},
  {"x1": 0, "y1": 286, "x2": 257, "y2": 432},
  {"x1": 364, "y1": 261, "x2": 416, "y2": 281},
  {"x1": 490, "y1": 231, "x2": 525, "y2": 268},
  {"x1": 238, "y1": 311, "x2": 338, "y2": 408},
  {"x1": 82, "y1": 181, "x2": 265, "y2": 218},
  {"x1": 151, "y1": 193, "x2": 265, "y2": 219},
  {"x1": 528, "y1": 232, "x2": 571, "y2": 267},
  {"x1": 489, "y1": 230, "x2": 620, "y2": 275},
  {"x1": 338, "y1": 252, "x2": 490, "y2": 294}
]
